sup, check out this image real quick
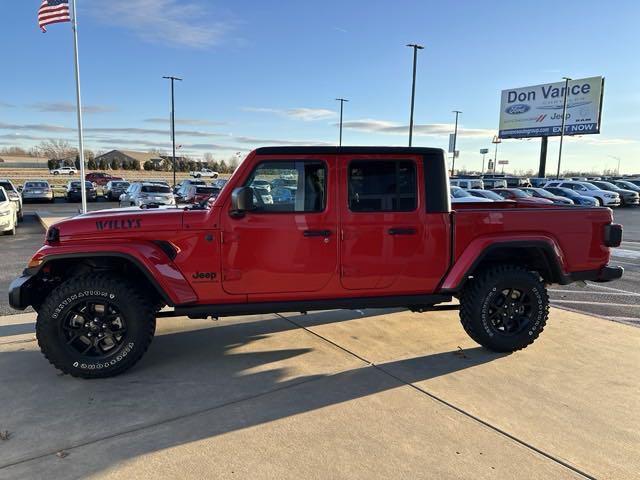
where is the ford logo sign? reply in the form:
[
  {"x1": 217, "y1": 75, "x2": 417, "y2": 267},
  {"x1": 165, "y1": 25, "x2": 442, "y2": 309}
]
[{"x1": 505, "y1": 104, "x2": 530, "y2": 114}]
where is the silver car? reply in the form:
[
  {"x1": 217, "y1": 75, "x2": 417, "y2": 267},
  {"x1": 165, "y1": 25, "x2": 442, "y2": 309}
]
[
  {"x1": 21, "y1": 180, "x2": 54, "y2": 203},
  {"x1": 119, "y1": 182, "x2": 175, "y2": 207}
]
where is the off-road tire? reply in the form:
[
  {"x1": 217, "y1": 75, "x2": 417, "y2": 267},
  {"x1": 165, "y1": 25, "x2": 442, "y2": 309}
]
[
  {"x1": 459, "y1": 265, "x2": 549, "y2": 352},
  {"x1": 36, "y1": 273, "x2": 156, "y2": 379}
]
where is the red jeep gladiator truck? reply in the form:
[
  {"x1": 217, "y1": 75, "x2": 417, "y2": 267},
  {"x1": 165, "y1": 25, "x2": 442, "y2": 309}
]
[{"x1": 9, "y1": 147, "x2": 623, "y2": 378}]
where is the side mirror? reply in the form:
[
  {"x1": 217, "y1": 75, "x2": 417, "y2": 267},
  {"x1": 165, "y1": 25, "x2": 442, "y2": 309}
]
[
  {"x1": 17, "y1": 186, "x2": 23, "y2": 192},
  {"x1": 231, "y1": 186, "x2": 255, "y2": 216}
]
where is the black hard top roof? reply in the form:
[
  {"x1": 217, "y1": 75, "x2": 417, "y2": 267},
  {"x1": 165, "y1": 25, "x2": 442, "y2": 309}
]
[{"x1": 253, "y1": 146, "x2": 443, "y2": 155}]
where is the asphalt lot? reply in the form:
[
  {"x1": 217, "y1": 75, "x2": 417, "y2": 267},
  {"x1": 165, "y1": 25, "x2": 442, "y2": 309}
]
[
  {"x1": 1, "y1": 201, "x2": 638, "y2": 326},
  {"x1": 548, "y1": 207, "x2": 640, "y2": 327},
  {"x1": 0, "y1": 215, "x2": 43, "y2": 316}
]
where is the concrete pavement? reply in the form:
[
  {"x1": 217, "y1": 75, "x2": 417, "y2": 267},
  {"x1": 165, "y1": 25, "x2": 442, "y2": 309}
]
[{"x1": 0, "y1": 307, "x2": 638, "y2": 479}]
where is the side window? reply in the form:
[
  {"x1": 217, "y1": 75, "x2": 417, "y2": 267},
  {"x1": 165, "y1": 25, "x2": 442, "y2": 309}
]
[
  {"x1": 348, "y1": 160, "x2": 417, "y2": 212},
  {"x1": 244, "y1": 161, "x2": 326, "y2": 213}
]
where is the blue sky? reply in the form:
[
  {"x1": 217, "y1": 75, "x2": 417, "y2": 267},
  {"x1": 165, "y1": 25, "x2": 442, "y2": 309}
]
[{"x1": 1, "y1": 0, "x2": 639, "y2": 173}]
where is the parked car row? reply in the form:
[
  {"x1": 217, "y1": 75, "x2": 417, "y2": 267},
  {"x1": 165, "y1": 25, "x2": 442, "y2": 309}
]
[{"x1": 450, "y1": 177, "x2": 639, "y2": 207}]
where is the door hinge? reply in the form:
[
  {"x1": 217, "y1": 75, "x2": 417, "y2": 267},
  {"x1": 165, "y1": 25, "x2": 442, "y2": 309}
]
[
  {"x1": 220, "y1": 231, "x2": 224, "y2": 244},
  {"x1": 340, "y1": 229, "x2": 344, "y2": 241}
]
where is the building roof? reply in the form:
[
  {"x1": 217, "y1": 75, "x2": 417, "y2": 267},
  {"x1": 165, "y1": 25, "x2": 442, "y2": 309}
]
[{"x1": 96, "y1": 150, "x2": 161, "y2": 163}]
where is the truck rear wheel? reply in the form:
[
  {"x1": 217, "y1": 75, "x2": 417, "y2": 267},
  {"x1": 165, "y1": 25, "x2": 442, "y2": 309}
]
[
  {"x1": 36, "y1": 273, "x2": 156, "y2": 378},
  {"x1": 459, "y1": 265, "x2": 549, "y2": 352}
]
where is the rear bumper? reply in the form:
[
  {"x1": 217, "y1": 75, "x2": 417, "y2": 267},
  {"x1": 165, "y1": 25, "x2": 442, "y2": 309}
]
[{"x1": 567, "y1": 265, "x2": 624, "y2": 284}]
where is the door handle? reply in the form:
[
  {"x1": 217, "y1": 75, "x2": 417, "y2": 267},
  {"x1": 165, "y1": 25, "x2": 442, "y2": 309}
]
[
  {"x1": 303, "y1": 229, "x2": 332, "y2": 238},
  {"x1": 388, "y1": 227, "x2": 417, "y2": 236}
]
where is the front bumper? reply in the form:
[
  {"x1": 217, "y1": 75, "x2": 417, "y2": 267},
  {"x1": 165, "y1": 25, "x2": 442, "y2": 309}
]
[
  {"x1": 622, "y1": 195, "x2": 639, "y2": 205},
  {"x1": 602, "y1": 198, "x2": 621, "y2": 206},
  {"x1": 8, "y1": 271, "x2": 34, "y2": 310}
]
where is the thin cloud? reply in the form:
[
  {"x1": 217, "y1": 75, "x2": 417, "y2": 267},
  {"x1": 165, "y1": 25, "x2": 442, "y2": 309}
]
[
  {"x1": 242, "y1": 107, "x2": 337, "y2": 121},
  {"x1": 0, "y1": 122, "x2": 229, "y2": 139},
  {"x1": 90, "y1": 0, "x2": 235, "y2": 48},
  {"x1": 144, "y1": 117, "x2": 226, "y2": 126},
  {"x1": 86, "y1": 126, "x2": 228, "y2": 138},
  {"x1": 340, "y1": 119, "x2": 495, "y2": 138},
  {"x1": 234, "y1": 136, "x2": 333, "y2": 146},
  {"x1": 31, "y1": 102, "x2": 115, "y2": 114},
  {"x1": 0, "y1": 101, "x2": 14, "y2": 108},
  {"x1": 0, "y1": 121, "x2": 74, "y2": 133},
  {"x1": 565, "y1": 136, "x2": 637, "y2": 146}
]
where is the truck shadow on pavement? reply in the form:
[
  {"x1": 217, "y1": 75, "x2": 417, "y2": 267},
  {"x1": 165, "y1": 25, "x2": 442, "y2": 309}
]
[{"x1": 0, "y1": 308, "x2": 505, "y2": 478}]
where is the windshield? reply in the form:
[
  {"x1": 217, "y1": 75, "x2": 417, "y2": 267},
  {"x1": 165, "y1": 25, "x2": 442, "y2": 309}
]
[
  {"x1": 552, "y1": 188, "x2": 577, "y2": 198},
  {"x1": 504, "y1": 189, "x2": 528, "y2": 198},
  {"x1": 25, "y1": 182, "x2": 48, "y2": 188},
  {"x1": 141, "y1": 185, "x2": 171, "y2": 193},
  {"x1": 579, "y1": 182, "x2": 597, "y2": 190},
  {"x1": 593, "y1": 181, "x2": 619, "y2": 190},
  {"x1": 529, "y1": 188, "x2": 554, "y2": 199},
  {"x1": 112, "y1": 182, "x2": 129, "y2": 188},
  {"x1": 195, "y1": 186, "x2": 220, "y2": 194},
  {"x1": 0, "y1": 182, "x2": 14, "y2": 191},
  {"x1": 617, "y1": 180, "x2": 639, "y2": 190},
  {"x1": 70, "y1": 181, "x2": 92, "y2": 188},
  {"x1": 472, "y1": 190, "x2": 502, "y2": 200},
  {"x1": 450, "y1": 186, "x2": 470, "y2": 198}
]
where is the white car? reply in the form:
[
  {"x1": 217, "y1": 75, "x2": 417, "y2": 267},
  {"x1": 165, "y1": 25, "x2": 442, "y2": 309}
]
[
  {"x1": 0, "y1": 179, "x2": 23, "y2": 221},
  {"x1": 189, "y1": 168, "x2": 219, "y2": 179},
  {"x1": 450, "y1": 186, "x2": 493, "y2": 203},
  {"x1": 0, "y1": 187, "x2": 17, "y2": 236},
  {"x1": 543, "y1": 180, "x2": 620, "y2": 207},
  {"x1": 450, "y1": 178, "x2": 484, "y2": 189},
  {"x1": 50, "y1": 166, "x2": 77, "y2": 175}
]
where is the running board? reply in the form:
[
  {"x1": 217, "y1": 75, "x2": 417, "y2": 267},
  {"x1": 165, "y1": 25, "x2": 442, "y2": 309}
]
[{"x1": 156, "y1": 294, "x2": 454, "y2": 319}]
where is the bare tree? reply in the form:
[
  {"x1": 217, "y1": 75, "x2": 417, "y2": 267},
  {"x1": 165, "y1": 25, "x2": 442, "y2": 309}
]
[
  {"x1": 35, "y1": 139, "x2": 77, "y2": 160},
  {"x1": 0, "y1": 146, "x2": 29, "y2": 156}
]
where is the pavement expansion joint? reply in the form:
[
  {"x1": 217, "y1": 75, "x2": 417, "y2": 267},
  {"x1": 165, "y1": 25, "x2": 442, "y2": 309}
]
[{"x1": 277, "y1": 312, "x2": 598, "y2": 480}]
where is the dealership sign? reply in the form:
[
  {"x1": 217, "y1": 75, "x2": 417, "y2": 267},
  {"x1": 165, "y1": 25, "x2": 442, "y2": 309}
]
[{"x1": 498, "y1": 76, "x2": 604, "y2": 139}]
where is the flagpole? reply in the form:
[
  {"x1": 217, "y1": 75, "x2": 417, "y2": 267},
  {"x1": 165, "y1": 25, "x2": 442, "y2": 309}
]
[{"x1": 70, "y1": 0, "x2": 87, "y2": 213}]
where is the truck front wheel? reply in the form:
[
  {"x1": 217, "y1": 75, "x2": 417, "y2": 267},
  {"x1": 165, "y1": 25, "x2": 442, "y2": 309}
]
[
  {"x1": 36, "y1": 273, "x2": 156, "y2": 378},
  {"x1": 459, "y1": 265, "x2": 549, "y2": 352}
]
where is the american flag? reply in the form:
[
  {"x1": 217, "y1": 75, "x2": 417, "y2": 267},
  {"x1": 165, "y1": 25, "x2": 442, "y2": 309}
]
[{"x1": 38, "y1": 0, "x2": 71, "y2": 32}]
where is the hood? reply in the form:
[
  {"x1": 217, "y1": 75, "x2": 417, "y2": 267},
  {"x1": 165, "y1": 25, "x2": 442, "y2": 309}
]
[{"x1": 50, "y1": 206, "x2": 185, "y2": 242}]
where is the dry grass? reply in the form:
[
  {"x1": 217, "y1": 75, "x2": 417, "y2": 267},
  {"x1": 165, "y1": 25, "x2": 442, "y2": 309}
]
[{"x1": 0, "y1": 167, "x2": 231, "y2": 190}]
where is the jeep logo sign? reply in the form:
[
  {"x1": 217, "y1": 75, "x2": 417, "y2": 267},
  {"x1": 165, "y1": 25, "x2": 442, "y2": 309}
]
[
  {"x1": 498, "y1": 76, "x2": 604, "y2": 140},
  {"x1": 505, "y1": 104, "x2": 530, "y2": 115}
]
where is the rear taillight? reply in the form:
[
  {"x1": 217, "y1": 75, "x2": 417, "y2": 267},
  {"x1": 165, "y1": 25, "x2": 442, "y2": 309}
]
[{"x1": 604, "y1": 224, "x2": 622, "y2": 247}]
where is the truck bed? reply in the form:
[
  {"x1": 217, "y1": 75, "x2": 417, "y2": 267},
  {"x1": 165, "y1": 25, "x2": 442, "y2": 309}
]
[{"x1": 450, "y1": 204, "x2": 615, "y2": 283}]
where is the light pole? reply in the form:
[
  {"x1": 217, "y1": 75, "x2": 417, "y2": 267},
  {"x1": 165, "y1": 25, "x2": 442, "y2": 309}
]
[
  {"x1": 163, "y1": 75, "x2": 182, "y2": 188},
  {"x1": 335, "y1": 98, "x2": 348, "y2": 146},
  {"x1": 450, "y1": 110, "x2": 462, "y2": 176},
  {"x1": 480, "y1": 148, "x2": 489, "y2": 173},
  {"x1": 406, "y1": 43, "x2": 424, "y2": 146},
  {"x1": 609, "y1": 155, "x2": 621, "y2": 176},
  {"x1": 491, "y1": 135, "x2": 501, "y2": 173},
  {"x1": 556, "y1": 76, "x2": 571, "y2": 179}
]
